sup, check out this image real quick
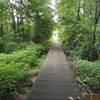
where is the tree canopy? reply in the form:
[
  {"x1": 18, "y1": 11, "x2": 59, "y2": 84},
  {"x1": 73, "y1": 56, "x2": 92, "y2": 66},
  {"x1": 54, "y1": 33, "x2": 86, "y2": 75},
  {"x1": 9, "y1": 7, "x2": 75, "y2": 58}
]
[{"x1": 57, "y1": 0, "x2": 100, "y2": 61}]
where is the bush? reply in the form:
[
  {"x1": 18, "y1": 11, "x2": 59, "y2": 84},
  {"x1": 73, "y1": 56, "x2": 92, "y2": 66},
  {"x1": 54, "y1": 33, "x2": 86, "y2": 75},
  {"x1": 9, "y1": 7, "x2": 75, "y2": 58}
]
[
  {"x1": 4, "y1": 42, "x2": 35, "y2": 53},
  {"x1": 0, "y1": 43, "x2": 44, "y2": 99},
  {"x1": 0, "y1": 44, "x2": 43, "y2": 66},
  {"x1": 75, "y1": 60, "x2": 100, "y2": 91},
  {"x1": 0, "y1": 63, "x2": 30, "y2": 100}
]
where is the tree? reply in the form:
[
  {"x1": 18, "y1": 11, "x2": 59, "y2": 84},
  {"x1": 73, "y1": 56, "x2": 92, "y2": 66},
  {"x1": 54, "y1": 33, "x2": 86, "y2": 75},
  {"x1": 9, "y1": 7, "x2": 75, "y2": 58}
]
[{"x1": 57, "y1": 0, "x2": 100, "y2": 61}]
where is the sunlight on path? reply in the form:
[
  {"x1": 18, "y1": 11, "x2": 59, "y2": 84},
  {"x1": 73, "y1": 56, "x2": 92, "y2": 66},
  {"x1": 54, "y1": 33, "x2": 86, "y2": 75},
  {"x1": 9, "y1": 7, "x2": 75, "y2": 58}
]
[
  {"x1": 52, "y1": 30, "x2": 60, "y2": 45},
  {"x1": 52, "y1": 32, "x2": 59, "y2": 41}
]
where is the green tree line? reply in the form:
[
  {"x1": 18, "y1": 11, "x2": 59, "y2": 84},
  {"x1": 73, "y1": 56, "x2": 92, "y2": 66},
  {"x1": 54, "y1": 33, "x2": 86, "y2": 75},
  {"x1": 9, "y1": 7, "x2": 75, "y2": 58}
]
[
  {"x1": 0, "y1": 0, "x2": 53, "y2": 53},
  {"x1": 0, "y1": 0, "x2": 53, "y2": 99},
  {"x1": 57, "y1": 0, "x2": 100, "y2": 92},
  {"x1": 57, "y1": 0, "x2": 100, "y2": 61}
]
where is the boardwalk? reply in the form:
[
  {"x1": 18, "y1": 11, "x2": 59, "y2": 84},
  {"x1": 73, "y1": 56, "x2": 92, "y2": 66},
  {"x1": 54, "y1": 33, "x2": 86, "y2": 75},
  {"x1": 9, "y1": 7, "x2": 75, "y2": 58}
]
[{"x1": 27, "y1": 40, "x2": 82, "y2": 100}]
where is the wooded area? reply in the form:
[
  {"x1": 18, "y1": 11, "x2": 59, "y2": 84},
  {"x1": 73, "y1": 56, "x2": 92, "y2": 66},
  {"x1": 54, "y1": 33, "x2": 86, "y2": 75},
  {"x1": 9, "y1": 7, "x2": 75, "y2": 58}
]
[
  {"x1": 58, "y1": 0, "x2": 100, "y2": 61},
  {"x1": 0, "y1": 0, "x2": 53, "y2": 99},
  {"x1": 0, "y1": 0, "x2": 100, "y2": 100},
  {"x1": 57, "y1": 0, "x2": 100, "y2": 94}
]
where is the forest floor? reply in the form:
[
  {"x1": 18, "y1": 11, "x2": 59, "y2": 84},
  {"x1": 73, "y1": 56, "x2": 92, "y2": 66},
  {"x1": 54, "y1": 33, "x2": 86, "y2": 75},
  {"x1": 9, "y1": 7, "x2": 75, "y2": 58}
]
[{"x1": 26, "y1": 40, "x2": 82, "y2": 100}]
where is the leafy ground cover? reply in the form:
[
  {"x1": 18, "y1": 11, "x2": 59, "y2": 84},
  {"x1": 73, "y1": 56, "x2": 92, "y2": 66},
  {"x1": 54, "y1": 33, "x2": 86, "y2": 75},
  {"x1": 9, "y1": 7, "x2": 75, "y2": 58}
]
[
  {"x1": 75, "y1": 59, "x2": 100, "y2": 93},
  {"x1": 0, "y1": 42, "x2": 49, "y2": 100}
]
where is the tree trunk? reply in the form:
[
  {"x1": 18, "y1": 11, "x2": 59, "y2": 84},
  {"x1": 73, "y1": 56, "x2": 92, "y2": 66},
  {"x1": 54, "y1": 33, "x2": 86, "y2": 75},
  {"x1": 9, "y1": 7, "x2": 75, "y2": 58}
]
[
  {"x1": 77, "y1": 1, "x2": 81, "y2": 21},
  {"x1": 7, "y1": 0, "x2": 16, "y2": 34},
  {"x1": 88, "y1": 0, "x2": 99, "y2": 61},
  {"x1": 88, "y1": 25, "x2": 98, "y2": 61},
  {"x1": 0, "y1": 23, "x2": 3, "y2": 37}
]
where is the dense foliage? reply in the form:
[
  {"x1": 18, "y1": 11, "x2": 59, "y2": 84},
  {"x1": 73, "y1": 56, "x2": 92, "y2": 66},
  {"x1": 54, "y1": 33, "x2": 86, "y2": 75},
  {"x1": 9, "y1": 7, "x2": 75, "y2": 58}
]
[
  {"x1": 57, "y1": 0, "x2": 100, "y2": 61},
  {"x1": 0, "y1": 0, "x2": 53, "y2": 99},
  {"x1": 75, "y1": 60, "x2": 100, "y2": 92},
  {"x1": 0, "y1": 43, "x2": 46, "y2": 99},
  {"x1": 57, "y1": 0, "x2": 100, "y2": 92},
  {"x1": 0, "y1": 0, "x2": 100, "y2": 98},
  {"x1": 0, "y1": 0, "x2": 53, "y2": 52}
]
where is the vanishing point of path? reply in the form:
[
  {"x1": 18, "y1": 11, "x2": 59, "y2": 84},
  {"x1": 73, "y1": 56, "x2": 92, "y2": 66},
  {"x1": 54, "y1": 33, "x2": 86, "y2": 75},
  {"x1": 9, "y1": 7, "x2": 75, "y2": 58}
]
[{"x1": 27, "y1": 40, "x2": 82, "y2": 100}]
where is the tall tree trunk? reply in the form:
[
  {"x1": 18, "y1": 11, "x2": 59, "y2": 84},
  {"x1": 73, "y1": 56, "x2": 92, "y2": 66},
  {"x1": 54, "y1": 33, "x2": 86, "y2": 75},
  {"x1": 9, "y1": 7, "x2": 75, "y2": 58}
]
[
  {"x1": 0, "y1": 23, "x2": 3, "y2": 37},
  {"x1": 88, "y1": 0, "x2": 100, "y2": 61},
  {"x1": 77, "y1": 1, "x2": 81, "y2": 20},
  {"x1": 20, "y1": 16, "x2": 25, "y2": 35},
  {"x1": 17, "y1": 16, "x2": 21, "y2": 35},
  {"x1": 33, "y1": 12, "x2": 41, "y2": 43},
  {"x1": 7, "y1": 0, "x2": 16, "y2": 34},
  {"x1": 18, "y1": 0, "x2": 25, "y2": 40},
  {"x1": 0, "y1": 23, "x2": 4, "y2": 52}
]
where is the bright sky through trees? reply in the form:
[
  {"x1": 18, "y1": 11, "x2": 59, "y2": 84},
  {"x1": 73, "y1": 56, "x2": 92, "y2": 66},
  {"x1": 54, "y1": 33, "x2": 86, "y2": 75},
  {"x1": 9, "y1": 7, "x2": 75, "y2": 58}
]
[{"x1": 50, "y1": 0, "x2": 59, "y2": 22}]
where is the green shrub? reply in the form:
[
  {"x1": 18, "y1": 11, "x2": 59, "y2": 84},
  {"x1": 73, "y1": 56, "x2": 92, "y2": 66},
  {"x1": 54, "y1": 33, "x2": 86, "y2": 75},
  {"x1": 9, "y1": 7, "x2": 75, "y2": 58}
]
[
  {"x1": 75, "y1": 60, "x2": 100, "y2": 90},
  {"x1": 0, "y1": 43, "x2": 45, "y2": 99},
  {"x1": 4, "y1": 42, "x2": 36, "y2": 53},
  {"x1": 39, "y1": 40, "x2": 51, "y2": 56},
  {"x1": 0, "y1": 44, "x2": 43, "y2": 66},
  {"x1": 0, "y1": 63, "x2": 30, "y2": 100}
]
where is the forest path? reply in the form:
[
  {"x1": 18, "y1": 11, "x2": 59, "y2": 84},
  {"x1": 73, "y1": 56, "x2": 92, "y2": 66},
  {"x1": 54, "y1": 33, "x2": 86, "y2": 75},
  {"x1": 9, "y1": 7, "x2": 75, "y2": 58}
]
[{"x1": 27, "y1": 40, "x2": 82, "y2": 100}]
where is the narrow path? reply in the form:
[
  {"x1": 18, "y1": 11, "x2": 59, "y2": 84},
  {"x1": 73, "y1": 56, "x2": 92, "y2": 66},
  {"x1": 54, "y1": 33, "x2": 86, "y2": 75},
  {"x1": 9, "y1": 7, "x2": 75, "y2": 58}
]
[{"x1": 27, "y1": 40, "x2": 82, "y2": 100}]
